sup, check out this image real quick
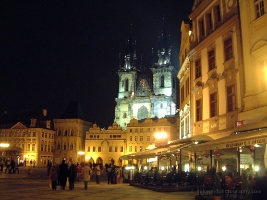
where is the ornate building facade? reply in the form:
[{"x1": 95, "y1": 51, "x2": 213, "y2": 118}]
[
  {"x1": 114, "y1": 26, "x2": 177, "y2": 130},
  {"x1": 53, "y1": 101, "x2": 92, "y2": 164},
  {"x1": 85, "y1": 122, "x2": 126, "y2": 167},
  {"x1": 0, "y1": 109, "x2": 55, "y2": 166}
]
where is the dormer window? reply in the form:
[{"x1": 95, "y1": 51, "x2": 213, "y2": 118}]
[{"x1": 30, "y1": 118, "x2": 37, "y2": 127}]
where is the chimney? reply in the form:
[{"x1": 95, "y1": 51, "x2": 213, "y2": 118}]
[{"x1": 43, "y1": 109, "x2": 47, "y2": 116}]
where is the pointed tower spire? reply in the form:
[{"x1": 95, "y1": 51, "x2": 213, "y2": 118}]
[{"x1": 123, "y1": 24, "x2": 137, "y2": 70}]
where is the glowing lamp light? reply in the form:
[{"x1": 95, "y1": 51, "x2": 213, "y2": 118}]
[
  {"x1": 154, "y1": 132, "x2": 167, "y2": 139},
  {"x1": 240, "y1": 165, "x2": 244, "y2": 169},
  {"x1": 254, "y1": 166, "x2": 260, "y2": 172},
  {"x1": 222, "y1": 166, "x2": 226, "y2": 171},
  {"x1": 0, "y1": 143, "x2": 10, "y2": 147},
  {"x1": 78, "y1": 151, "x2": 85, "y2": 155},
  {"x1": 144, "y1": 166, "x2": 148, "y2": 170},
  {"x1": 197, "y1": 167, "x2": 201, "y2": 171},
  {"x1": 161, "y1": 166, "x2": 165, "y2": 171}
]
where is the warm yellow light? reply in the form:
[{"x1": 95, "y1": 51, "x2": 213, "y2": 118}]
[
  {"x1": 85, "y1": 156, "x2": 91, "y2": 160},
  {"x1": 255, "y1": 166, "x2": 260, "y2": 172},
  {"x1": 0, "y1": 143, "x2": 10, "y2": 147},
  {"x1": 78, "y1": 151, "x2": 85, "y2": 155},
  {"x1": 189, "y1": 30, "x2": 192, "y2": 36},
  {"x1": 154, "y1": 132, "x2": 167, "y2": 139},
  {"x1": 240, "y1": 164, "x2": 244, "y2": 169},
  {"x1": 222, "y1": 166, "x2": 226, "y2": 171},
  {"x1": 197, "y1": 166, "x2": 201, "y2": 171}
]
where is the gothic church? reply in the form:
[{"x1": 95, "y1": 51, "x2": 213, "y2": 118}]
[{"x1": 115, "y1": 25, "x2": 177, "y2": 130}]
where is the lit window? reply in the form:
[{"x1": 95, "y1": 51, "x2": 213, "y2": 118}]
[
  {"x1": 255, "y1": 0, "x2": 265, "y2": 18},
  {"x1": 208, "y1": 49, "x2": 215, "y2": 71},
  {"x1": 195, "y1": 59, "x2": 201, "y2": 79},
  {"x1": 135, "y1": 136, "x2": 138, "y2": 141},
  {"x1": 140, "y1": 136, "x2": 143, "y2": 141},
  {"x1": 196, "y1": 99, "x2": 202, "y2": 121},
  {"x1": 98, "y1": 147, "x2": 101, "y2": 152},
  {"x1": 227, "y1": 85, "x2": 236, "y2": 112},
  {"x1": 130, "y1": 136, "x2": 132, "y2": 141},
  {"x1": 210, "y1": 92, "x2": 217, "y2": 117},
  {"x1": 224, "y1": 38, "x2": 233, "y2": 61},
  {"x1": 129, "y1": 146, "x2": 132, "y2": 152}
]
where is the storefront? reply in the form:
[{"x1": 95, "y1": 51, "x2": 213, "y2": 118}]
[{"x1": 187, "y1": 128, "x2": 267, "y2": 176}]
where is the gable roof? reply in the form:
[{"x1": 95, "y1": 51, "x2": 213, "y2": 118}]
[{"x1": 61, "y1": 101, "x2": 85, "y2": 120}]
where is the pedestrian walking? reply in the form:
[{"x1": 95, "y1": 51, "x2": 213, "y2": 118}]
[
  {"x1": 76, "y1": 164, "x2": 82, "y2": 182},
  {"x1": 95, "y1": 164, "x2": 101, "y2": 184},
  {"x1": 58, "y1": 160, "x2": 68, "y2": 190},
  {"x1": 106, "y1": 163, "x2": 112, "y2": 184},
  {"x1": 49, "y1": 163, "x2": 59, "y2": 190},
  {"x1": 68, "y1": 163, "x2": 77, "y2": 190},
  {"x1": 81, "y1": 163, "x2": 92, "y2": 190},
  {"x1": 0, "y1": 157, "x2": 3, "y2": 172},
  {"x1": 5, "y1": 158, "x2": 11, "y2": 173}
]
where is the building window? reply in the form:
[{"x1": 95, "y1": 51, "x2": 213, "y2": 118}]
[
  {"x1": 181, "y1": 86, "x2": 185, "y2": 103},
  {"x1": 140, "y1": 128, "x2": 143, "y2": 132},
  {"x1": 125, "y1": 79, "x2": 129, "y2": 91},
  {"x1": 135, "y1": 129, "x2": 138, "y2": 132},
  {"x1": 32, "y1": 144, "x2": 35, "y2": 151},
  {"x1": 227, "y1": 84, "x2": 236, "y2": 112},
  {"x1": 93, "y1": 147, "x2": 96, "y2": 152},
  {"x1": 63, "y1": 143, "x2": 67, "y2": 150},
  {"x1": 98, "y1": 147, "x2": 101, "y2": 152},
  {"x1": 87, "y1": 146, "x2": 90, "y2": 152},
  {"x1": 48, "y1": 145, "x2": 51, "y2": 152},
  {"x1": 109, "y1": 146, "x2": 112, "y2": 152},
  {"x1": 135, "y1": 136, "x2": 138, "y2": 141},
  {"x1": 208, "y1": 49, "x2": 215, "y2": 71},
  {"x1": 114, "y1": 146, "x2": 117, "y2": 152},
  {"x1": 224, "y1": 38, "x2": 233, "y2": 61},
  {"x1": 27, "y1": 144, "x2": 30, "y2": 151},
  {"x1": 215, "y1": 5, "x2": 221, "y2": 24},
  {"x1": 255, "y1": 0, "x2": 265, "y2": 18},
  {"x1": 210, "y1": 92, "x2": 217, "y2": 117},
  {"x1": 186, "y1": 78, "x2": 190, "y2": 97},
  {"x1": 140, "y1": 136, "x2": 143, "y2": 141},
  {"x1": 130, "y1": 129, "x2": 132, "y2": 132},
  {"x1": 130, "y1": 136, "x2": 132, "y2": 141},
  {"x1": 134, "y1": 146, "x2": 137, "y2": 152},
  {"x1": 206, "y1": 13, "x2": 213, "y2": 33},
  {"x1": 41, "y1": 144, "x2": 44, "y2": 151},
  {"x1": 120, "y1": 146, "x2": 123, "y2": 152},
  {"x1": 160, "y1": 75, "x2": 164, "y2": 87},
  {"x1": 64, "y1": 131, "x2": 68, "y2": 136},
  {"x1": 195, "y1": 59, "x2": 201, "y2": 79},
  {"x1": 42, "y1": 132, "x2": 44, "y2": 137},
  {"x1": 70, "y1": 143, "x2": 73, "y2": 150},
  {"x1": 129, "y1": 146, "x2": 132, "y2": 152},
  {"x1": 140, "y1": 146, "x2": 143, "y2": 152},
  {"x1": 147, "y1": 128, "x2": 150, "y2": 131},
  {"x1": 57, "y1": 143, "x2": 60, "y2": 149},
  {"x1": 196, "y1": 99, "x2": 202, "y2": 121},
  {"x1": 199, "y1": 19, "x2": 205, "y2": 38},
  {"x1": 147, "y1": 136, "x2": 150, "y2": 141}
]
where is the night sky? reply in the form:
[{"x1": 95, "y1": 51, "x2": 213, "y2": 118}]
[{"x1": 0, "y1": 0, "x2": 194, "y2": 128}]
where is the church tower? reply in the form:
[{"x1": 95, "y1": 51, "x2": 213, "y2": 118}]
[{"x1": 115, "y1": 23, "x2": 177, "y2": 130}]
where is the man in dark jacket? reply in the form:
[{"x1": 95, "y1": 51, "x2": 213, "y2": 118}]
[
  {"x1": 68, "y1": 163, "x2": 77, "y2": 190},
  {"x1": 58, "y1": 160, "x2": 68, "y2": 190}
]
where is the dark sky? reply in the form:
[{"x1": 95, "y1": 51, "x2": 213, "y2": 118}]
[{"x1": 0, "y1": 0, "x2": 194, "y2": 128}]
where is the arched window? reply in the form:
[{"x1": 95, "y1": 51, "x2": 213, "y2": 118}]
[
  {"x1": 70, "y1": 143, "x2": 73, "y2": 150},
  {"x1": 58, "y1": 130, "x2": 61, "y2": 136},
  {"x1": 70, "y1": 130, "x2": 74, "y2": 136},
  {"x1": 64, "y1": 130, "x2": 68, "y2": 136},
  {"x1": 160, "y1": 75, "x2": 164, "y2": 88},
  {"x1": 63, "y1": 142, "x2": 67, "y2": 150},
  {"x1": 57, "y1": 143, "x2": 60, "y2": 149},
  {"x1": 125, "y1": 79, "x2": 129, "y2": 91}
]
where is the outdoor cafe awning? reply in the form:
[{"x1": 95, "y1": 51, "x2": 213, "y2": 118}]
[
  {"x1": 121, "y1": 138, "x2": 193, "y2": 160},
  {"x1": 188, "y1": 128, "x2": 267, "y2": 152}
]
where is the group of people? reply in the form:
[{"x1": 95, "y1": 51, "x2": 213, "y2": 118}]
[
  {"x1": 106, "y1": 163, "x2": 119, "y2": 184},
  {"x1": 0, "y1": 158, "x2": 19, "y2": 174},
  {"x1": 49, "y1": 160, "x2": 102, "y2": 191}
]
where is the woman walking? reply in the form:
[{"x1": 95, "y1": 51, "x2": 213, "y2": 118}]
[
  {"x1": 49, "y1": 163, "x2": 59, "y2": 190},
  {"x1": 82, "y1": 163, "x2": 92, "y2": 190}
]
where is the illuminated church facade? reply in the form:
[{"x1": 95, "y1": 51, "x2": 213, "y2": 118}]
[{"x1": 115, "y1": 26, "x2": 177, "y2": 130}]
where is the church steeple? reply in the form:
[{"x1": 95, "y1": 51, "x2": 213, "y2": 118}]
[
  {"x1": 123, "y1": 24, "x2": 137, "y2": 70},
  {"x1": 157, "y1": 18, "x2": 172, "y2": 66}
]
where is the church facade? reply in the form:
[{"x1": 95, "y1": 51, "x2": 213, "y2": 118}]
[{"x1": 115, "y1": 26, "x2": 177, "y2": 130}]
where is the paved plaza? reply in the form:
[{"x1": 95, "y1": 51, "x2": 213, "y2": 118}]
[{"x1": 0, "y1": 166, "x2": 197, "y2": 200}]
